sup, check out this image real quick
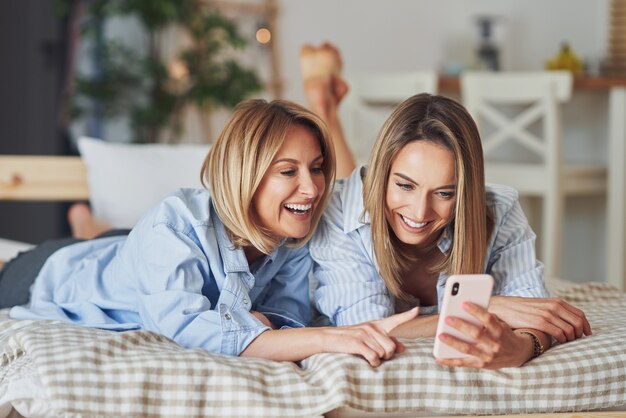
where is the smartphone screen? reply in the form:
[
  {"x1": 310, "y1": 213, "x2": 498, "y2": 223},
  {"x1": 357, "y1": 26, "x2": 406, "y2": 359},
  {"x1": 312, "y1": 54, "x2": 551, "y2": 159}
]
[{"x1": 433, "y1": 274, "x2": 494, "y2": 359}]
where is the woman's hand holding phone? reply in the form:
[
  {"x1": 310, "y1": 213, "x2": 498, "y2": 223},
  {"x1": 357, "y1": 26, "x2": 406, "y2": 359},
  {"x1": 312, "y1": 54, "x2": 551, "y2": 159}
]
[
  {"x1": 433, "y1": 274, "x2": 493, "y2": 359},
  {"x1": 434, "y1": 302, "x2": 533, "y2": 369},
  {"x1": 433, "y1": 274, "x2": 537, "y2": 369}
]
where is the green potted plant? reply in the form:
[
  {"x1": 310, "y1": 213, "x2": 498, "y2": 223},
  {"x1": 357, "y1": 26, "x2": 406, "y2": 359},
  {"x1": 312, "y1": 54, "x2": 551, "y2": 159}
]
[{"x1": 61, "y1": 0, "x2": 262, "y2": 143}]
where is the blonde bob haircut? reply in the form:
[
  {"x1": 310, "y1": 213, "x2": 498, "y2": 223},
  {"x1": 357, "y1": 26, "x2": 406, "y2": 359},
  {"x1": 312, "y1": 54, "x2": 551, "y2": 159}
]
[
  {"x1": 201, "y1": 99, "x2": 336, "y2": 255},
  {"x1": 363, "y1": 93, "x2": 493, "y2": 299}
]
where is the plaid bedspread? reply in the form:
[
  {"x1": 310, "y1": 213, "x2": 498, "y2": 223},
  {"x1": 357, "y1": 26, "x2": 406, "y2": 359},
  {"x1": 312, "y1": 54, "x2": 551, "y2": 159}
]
[{"x1": 1, "y1": 281, "x2": 625, "y2": 418}]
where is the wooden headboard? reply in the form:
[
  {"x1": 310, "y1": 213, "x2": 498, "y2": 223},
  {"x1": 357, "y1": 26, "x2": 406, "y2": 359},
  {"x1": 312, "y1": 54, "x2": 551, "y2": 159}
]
[{"x1": 0, "y1": 156, "x2": 88, "y2": 201}]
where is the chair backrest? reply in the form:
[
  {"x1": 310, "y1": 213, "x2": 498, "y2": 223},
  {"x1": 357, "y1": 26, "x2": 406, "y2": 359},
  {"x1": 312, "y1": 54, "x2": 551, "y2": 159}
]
[
  {"x1": 461, "y1": 71, "x2": 573, "y2": 172},
  {"x1": 461, "y1": 72, "x2": 576, "y2": 278},
  {"x1": 339, "y1": 71, "x2": 438, "y2": 165}
]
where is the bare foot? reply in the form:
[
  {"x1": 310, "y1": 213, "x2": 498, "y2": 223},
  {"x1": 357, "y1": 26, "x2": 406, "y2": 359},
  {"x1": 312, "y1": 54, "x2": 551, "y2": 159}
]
[
  {"x1": 300, "y1": 42, "x2": 342, "y2": 82},
  {"x1": 300, "y1": 42, "x2": 349, "y2": 119},
  {"x1": 67, "y1": 203, "x2": 111, "y2": 240}
]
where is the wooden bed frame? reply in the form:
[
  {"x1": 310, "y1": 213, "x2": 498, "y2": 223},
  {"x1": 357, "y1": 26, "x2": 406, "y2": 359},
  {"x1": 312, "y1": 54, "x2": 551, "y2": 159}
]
[
  {"x1": 0, "y1": 155, "x2": 624, "y2": 418},
  {"x1": 0, "y1": 156, "x2": 88, "y2": 201},
  {"x1": 0, "y1": 155, "x2": 89, "y2": 260}
]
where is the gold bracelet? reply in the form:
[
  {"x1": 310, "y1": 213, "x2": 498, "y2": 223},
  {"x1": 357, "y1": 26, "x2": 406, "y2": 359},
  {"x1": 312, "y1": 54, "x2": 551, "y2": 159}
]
[{"x1": 518, "y1": 330, "x2": 545, "y2": 358}]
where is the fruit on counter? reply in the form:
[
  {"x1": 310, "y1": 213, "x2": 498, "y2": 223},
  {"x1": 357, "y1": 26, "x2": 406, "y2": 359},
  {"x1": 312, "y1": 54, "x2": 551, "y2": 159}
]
[{"x1": 545, "y1": 42, "x2": 583, "y2": 74}]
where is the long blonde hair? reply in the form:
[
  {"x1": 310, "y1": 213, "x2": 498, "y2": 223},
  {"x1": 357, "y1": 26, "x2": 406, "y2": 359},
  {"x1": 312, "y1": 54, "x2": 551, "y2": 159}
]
[
  {"x1": 363, "y1": 93, "x2": 493, "y2": 298},
  {"x1": 202, "y1": 99, "x2": 336, "y2": 254}
]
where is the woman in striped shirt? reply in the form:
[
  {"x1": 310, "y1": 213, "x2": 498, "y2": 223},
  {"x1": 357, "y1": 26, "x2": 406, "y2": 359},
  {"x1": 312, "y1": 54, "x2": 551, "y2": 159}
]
[{"x1": 301, "y1": 44, "x2": 590, "y2": 369}]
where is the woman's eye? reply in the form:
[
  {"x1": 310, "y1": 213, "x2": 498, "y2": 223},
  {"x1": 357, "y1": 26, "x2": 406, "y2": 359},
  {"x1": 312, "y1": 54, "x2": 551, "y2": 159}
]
[
  {"x1": 395, "y1": 182, "x2": 414, "y2": 191},
  {"x1": 311, "y1": 166, "x2": 323, "y2": 174},
  {"x1": 438, "y1": 191, "x2": 455, "y2": 199},
  {"x1": 280, "y1": 169, "x2": 296, "y2": 176}
]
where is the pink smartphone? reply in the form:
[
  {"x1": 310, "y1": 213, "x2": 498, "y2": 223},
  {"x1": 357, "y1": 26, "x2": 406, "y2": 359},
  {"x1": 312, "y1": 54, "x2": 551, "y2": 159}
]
[{"x1": 433, "y1": 274, "x2": 494, "y2": 359}]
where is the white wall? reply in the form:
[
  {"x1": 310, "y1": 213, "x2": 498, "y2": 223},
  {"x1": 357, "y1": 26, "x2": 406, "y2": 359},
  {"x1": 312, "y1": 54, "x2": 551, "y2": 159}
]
[{"x1": 277, "y1": 0, "x2": 612, "y2": 283}]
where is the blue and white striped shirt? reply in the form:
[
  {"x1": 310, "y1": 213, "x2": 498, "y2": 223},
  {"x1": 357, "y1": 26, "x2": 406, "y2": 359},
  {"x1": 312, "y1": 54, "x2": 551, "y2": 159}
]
[
  {"x1": 11, "y1": 188, "x2": 312, "y2": 356},
  {"x1": 310, "y1": 166, "x2": 549, "y2": 326}
]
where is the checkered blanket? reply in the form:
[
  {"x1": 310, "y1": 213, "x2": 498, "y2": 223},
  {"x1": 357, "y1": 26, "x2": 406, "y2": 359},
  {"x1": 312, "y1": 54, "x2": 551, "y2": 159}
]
[{"x1": 1, "y1": 281, "x2": 625, "y2": 418}]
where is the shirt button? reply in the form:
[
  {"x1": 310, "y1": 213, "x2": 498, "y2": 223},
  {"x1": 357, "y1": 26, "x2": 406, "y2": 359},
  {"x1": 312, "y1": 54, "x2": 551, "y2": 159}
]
[
  {"x1": 224, "y1": 313, "x2": 232, "y2": 320},
  {"x1": 242, "y1": 297, "x2": 249, "y2": 305}
]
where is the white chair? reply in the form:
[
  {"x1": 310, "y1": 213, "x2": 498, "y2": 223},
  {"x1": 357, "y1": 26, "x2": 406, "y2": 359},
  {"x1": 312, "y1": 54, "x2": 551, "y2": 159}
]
[
  {"x1": 339, "y1": 71, "x2": 438, "y2": 165},
  {"x1": 461, "y1": 71, "x2": 607, "y2": 278}
]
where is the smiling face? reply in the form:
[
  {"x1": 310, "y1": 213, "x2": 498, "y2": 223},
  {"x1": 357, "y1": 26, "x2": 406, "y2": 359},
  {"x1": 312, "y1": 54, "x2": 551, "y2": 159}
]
[
  {"x1": 385, "y1": 140, "x2": 456, "y2": 251},
  {"x1": 252, "y1": 124, "x2": 325, "y2": 240}
]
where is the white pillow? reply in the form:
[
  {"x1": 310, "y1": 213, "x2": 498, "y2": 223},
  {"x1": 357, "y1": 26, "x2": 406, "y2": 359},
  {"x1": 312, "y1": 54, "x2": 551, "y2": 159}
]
[{"x1": 77, "y1": 137, "x2": 210, "y2": 229}]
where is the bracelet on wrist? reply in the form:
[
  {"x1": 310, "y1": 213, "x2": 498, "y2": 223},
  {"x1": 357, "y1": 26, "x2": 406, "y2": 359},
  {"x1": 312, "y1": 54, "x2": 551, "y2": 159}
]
[{"x1": 518, "y1": 330, "x2": 545, "y2": 358}]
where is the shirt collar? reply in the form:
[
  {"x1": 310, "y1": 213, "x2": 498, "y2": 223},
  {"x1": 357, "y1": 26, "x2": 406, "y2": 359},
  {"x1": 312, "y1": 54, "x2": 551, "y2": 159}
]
[
  {"x1": 342, "y1": 166, "x2": 370, "y2": 233},
  {"x1": 437, "y1": 224, "x2": 452, "y2": 253}
]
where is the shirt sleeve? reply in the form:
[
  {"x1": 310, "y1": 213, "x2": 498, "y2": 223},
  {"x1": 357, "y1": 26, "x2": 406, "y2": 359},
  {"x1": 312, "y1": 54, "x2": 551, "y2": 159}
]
[
  {"x1": 486, "y1": 197, "x2": 550, "y2": 298},
  {"x1": 254, "y1": 245, "x2": 312, "y2": 329},
  {"x1": 120, "y1": 220, "x2": 269, "y2": 356},
  {"x1": 309, "y1": 208, "x2": 394, "y2": 326}
]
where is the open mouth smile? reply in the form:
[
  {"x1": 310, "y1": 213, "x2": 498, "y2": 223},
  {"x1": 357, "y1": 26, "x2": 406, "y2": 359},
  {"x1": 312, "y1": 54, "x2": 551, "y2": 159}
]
[
  {"x1": 284, "y1": 203, "x2": 313, "y2": 215},
  {"x1": 400, "y1": 214, "x2": 429, "y2": 229}
]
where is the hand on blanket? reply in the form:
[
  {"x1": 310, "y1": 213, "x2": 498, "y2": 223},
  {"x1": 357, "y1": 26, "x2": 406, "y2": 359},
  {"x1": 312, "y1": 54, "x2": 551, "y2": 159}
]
[
  {"x1": 488, "y1": 296, "x2": 591, "y2": 343},
  {"x1": 435, "y1": 302, "x2": 532, "y2": 369},
  {"x1": 323, "y1": 307, "x2": 419, "y2": 367}
]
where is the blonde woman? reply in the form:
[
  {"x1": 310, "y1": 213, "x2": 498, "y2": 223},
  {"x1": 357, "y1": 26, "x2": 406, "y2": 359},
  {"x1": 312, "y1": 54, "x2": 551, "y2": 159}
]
[
  {"x1": 4, "y1": 99, "x2": 415, "y2": 365},
  {"x1": 308, "y1": 91, "x2": 591, "y2": 369}
]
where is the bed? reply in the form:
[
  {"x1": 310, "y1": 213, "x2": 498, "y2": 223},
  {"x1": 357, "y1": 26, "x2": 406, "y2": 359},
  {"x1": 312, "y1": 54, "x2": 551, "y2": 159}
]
[{"x1": 1, "y1": 145, "x2": 625, "y2": 418}]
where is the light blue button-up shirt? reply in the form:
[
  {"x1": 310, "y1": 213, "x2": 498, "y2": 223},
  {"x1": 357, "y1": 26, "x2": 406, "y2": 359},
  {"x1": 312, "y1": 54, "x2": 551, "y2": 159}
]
[
  {"x1": 310, "y1": 167, "x2": 549, "y2": 326},
  {"x1": 11, "y1": 188, "x2": 312, "y2": 356}
]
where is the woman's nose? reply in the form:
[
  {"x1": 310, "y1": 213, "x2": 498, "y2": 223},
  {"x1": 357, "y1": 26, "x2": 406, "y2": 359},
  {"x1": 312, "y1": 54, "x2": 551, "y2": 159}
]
[
  {"x1": 299, "y1": 172, "x2": 319, "y2": 197},
  {"x1": 412, "y1": 195, "x2": 430, "y2": 220}
]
